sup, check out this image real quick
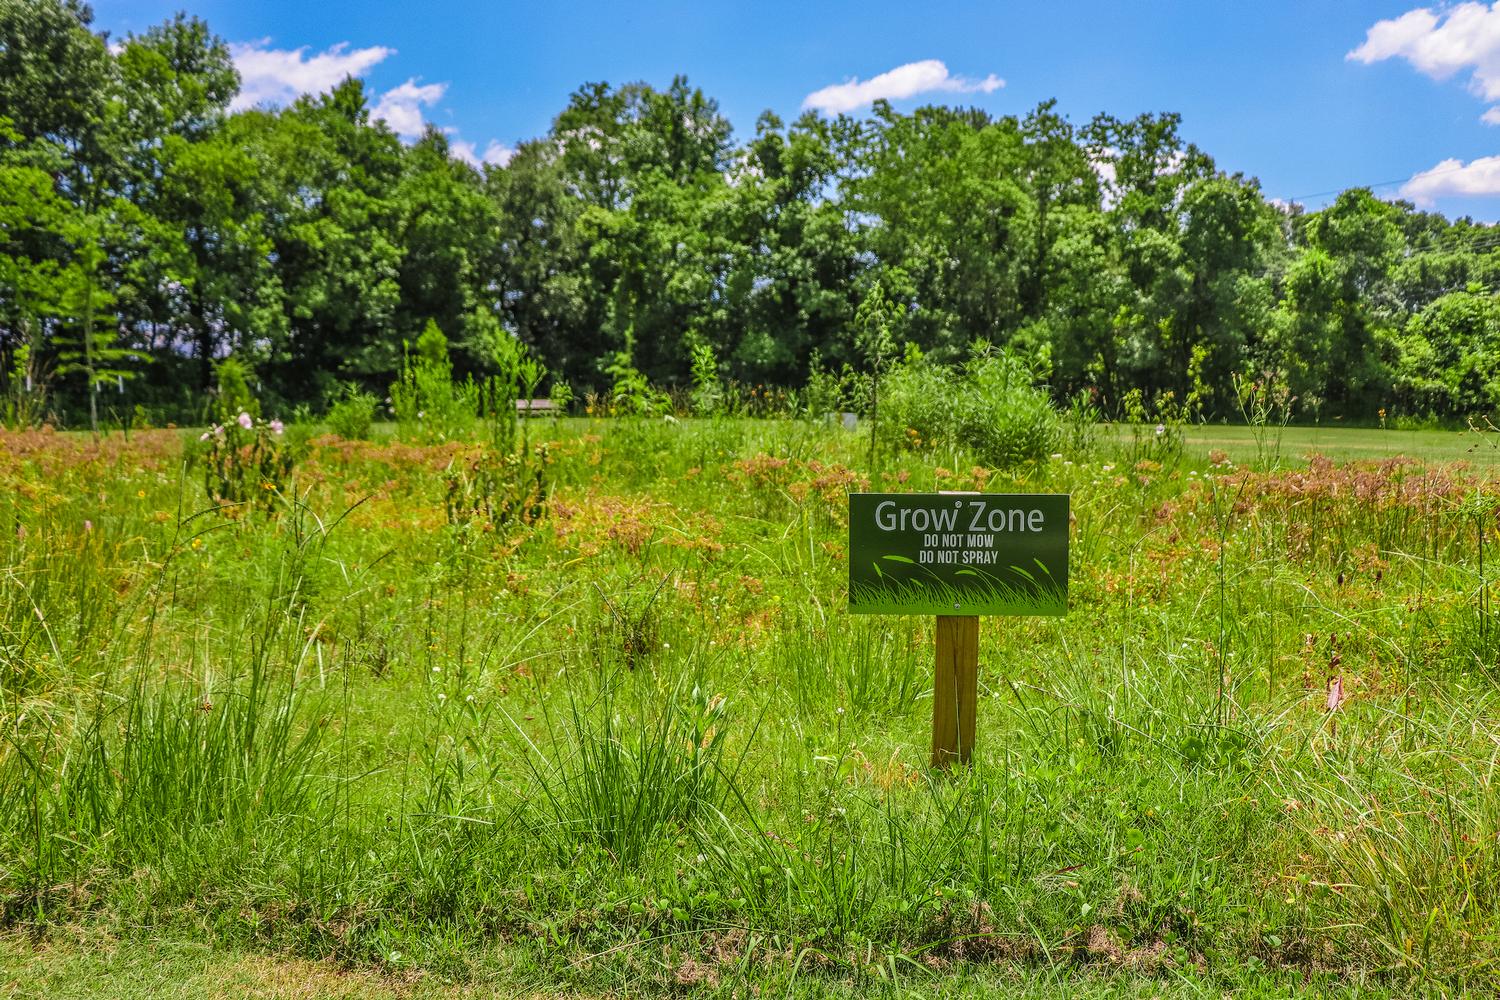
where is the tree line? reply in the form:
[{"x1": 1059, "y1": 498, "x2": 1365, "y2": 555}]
[{"x1": 4, "y1": 0, "x2": 1499, "y2": 427}]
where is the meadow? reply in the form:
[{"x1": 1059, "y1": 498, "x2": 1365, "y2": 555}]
[{"x1": 1, "y1": 415, "x2": 1498, "y2": 997}]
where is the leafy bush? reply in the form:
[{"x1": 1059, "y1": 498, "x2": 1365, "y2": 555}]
[
  {"x1": 880, "y1": 345, "x2": 1062, "y2": 468},
  {"x1": 325, "y1": 385, "x2": 378, "y2": 440},
  {"x1": 199, "y1": 410, "x2": 292, "y2": 508},
  {"x1": 689, "y1": 340, "x2": 724, "y2": 417},
  {"x1": 391, "y1": 320, "x2": 478, "y2": 443},
  {"x1": 604, "y1": 340, "x2": 668, "y2": 417},
  {"x1": 211, "y1": 355, "x2": 259, "y2": 423},
  {"x1": 1118, "y1": 387, "x2": 1187, "y2": 468},
  {"x1": 443, "y1": 442, "x2": 552, "y2": 532},
  {"x1": 3, "y1": 337, "x2": 48, "y2": 429},
  {"x1": 199, "y1": 357, "x2": 293, "y2": 508},
  {"x1": 803, "y1": 349, "x2": 861, "y2": 421}
]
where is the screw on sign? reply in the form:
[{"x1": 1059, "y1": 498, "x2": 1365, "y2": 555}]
[{"x1": 848, "y1": 491, "x2": 1069, "y2": 767}]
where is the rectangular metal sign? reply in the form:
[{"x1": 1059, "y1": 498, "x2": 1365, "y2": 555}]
[{"x1": 848, "y1": 493, "x2": 1069, "y2": 616}]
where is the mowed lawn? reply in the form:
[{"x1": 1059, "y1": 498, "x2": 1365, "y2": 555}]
[
  {"x1": 1165, "y1": 422, "x2": 1500, "y2": 466},
  {"x1": 1, "y1": 420, "x2": 1497, "y2": 998},
  {"x1": 0, "y1": 930, "x2": 1400, "y2": 999}
]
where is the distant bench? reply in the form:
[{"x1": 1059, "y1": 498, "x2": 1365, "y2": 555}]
[{"x1": 516, "y1": 398, "x2": 556, "y2": 417}]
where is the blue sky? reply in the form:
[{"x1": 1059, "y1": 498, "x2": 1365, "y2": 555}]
[{"x1": 90, "y1": 0, "x2": 1500, "y2": 220}]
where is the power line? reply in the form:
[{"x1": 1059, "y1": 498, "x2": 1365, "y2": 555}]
[{"x1": 1285, "y1": 160, "x2": 1478, "y2": 205}]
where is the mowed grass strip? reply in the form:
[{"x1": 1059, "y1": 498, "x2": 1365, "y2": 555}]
[{"x1": 0, "y1": 930, "x2": 1413, "y2": 999}]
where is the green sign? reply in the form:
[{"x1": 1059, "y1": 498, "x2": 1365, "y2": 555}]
[{"x1": 848, "y1": 493, "x2": 1069, "y2": 616}]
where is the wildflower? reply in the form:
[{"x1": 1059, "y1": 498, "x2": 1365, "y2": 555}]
[
  {"x1": 83, "y1": 520, "x2": 92, "y2": 531},
  {"x1": 1325, "y1": 675, "x2": 1344, "y2": 713},
  {"x1": 213, "y1": 424, "x2": 225, "y2": 438},
  {"x1": 437, "y1": 692, "x2": 446, "y2": 701},
  {"x1": 198, "y1": 431, "x2": 211, "y2": 441},
  {"x1": 1154, "y1": 424, "x2": 1166, "y2": 437},
  {"x1": 237, "y1": 411, "x2": 253, "y2": 430},
  {"x1": 1050, "y1": 453, "x2": 1063, "y2": 460},
  {"x1": 269, "y1": 419, "x2": 284, "y2": 435}
]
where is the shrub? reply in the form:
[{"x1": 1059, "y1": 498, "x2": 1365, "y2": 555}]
[
  {"x1": 2, "y1": 336, "x2": 48, "y2": 429},
  {"x1": 200, "y1": 357, "x2": 293, "y2": 508},
  {"x1": 211, "y1": 355, "x2": 259, "y2": 424},
  {"x1": 803, "y1": 349, "x2": 861, "y2": 421},
  {"x1": 604, "y1": 342, "x2": 668, "y2": 417},
  {"x1": 199, "y1": 410, "x2": 292, "y2": 508},
  {"x1": 1118, "y1": 387, "x2": 1186, "y2": 468},
  {"x1": 391, "y1": 320, "x2": 478, "y2": 443},
  {"x1": 689, "y1": 341, "x2": 724, "y2": 417},
  {"x1": 443, "y1": 442, "x2": 552, "y2": 532},
  {"x1": 325, "y1": 384, "x2": 378, "y2": 440},
  {"x1": 880, "y1": 345, "x2": 1062, "y2": 468}
]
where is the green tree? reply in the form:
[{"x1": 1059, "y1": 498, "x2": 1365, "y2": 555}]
[
  {"x1": 484, "y1": 137, "x2": 602, "y2": 389},
  {"x1": 719, "y1": 111, "x2": 863, "y2": 383},
  {"x1": 393, "y1": 130, "x2": 502, "y2": 373},
  {"x1": 1392, "y1": 289, "x2": 1500, "y2": 417},
  {"x1": 1277, "y1": 189, "x2": 1402, "y2": 414},
  {"x1": 245, "y1": 80, "x2": 404, "y2": 401},
  {"x1": 0, "y1": 0, "x2": 109, "y2": 157}
]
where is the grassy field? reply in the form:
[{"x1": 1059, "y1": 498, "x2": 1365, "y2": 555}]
[{"x1": 2, "y1": 418, "x2": 1498, "y2": 997}]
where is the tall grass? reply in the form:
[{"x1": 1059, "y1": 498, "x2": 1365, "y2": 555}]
[
  {"x1": 0, "y1": 418, "x2": 1498, "y2": 993},
  {"x1": 1, "y1": 661, "x2": 324, "y2": 919},
  {"x1": 515, "y1": 669, "x2": 735, "y2": 867}
]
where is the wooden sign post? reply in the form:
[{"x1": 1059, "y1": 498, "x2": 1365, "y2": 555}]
[
  {"x1": 932, "y1": 614, "x2": 979, "y2": 767},
  {"x1": 848, "y1": 492, "x2": 1069, "y2": 768}
]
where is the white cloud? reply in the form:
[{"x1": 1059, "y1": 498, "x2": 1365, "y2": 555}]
[
  {"x1": 1483, "y1": 106, "x2": 1500, "y2": 124},
  {"x1": 372, "y1": 78, "x2": 447, "y2": 139},
  {"x1": 1400, "y1": 156, "x2": 1500, "y2": 204},
  {"x1": 229, "y1": 38, "x2": 510, "y2": 167},
  {"x1": 1348, "y1": 3, "x2": 1500, "y2": 120},
  {"x1": 229, "y1": 40, "x2": 394, "y2": 111},
  {"x1": 802, "y1": 59, "x2": 1003, "y2": 114},
  {"x1": 452, "y1": 139, "x2": 515, "y2": 168}
]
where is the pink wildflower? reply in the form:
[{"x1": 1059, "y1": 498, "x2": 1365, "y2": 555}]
[
  {"x1": 237, "y1": 412, "x2": 253, "y2": 430},
  {"x1": 1325, "y1": 676, "x2": 1344, "y2": 713}
]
